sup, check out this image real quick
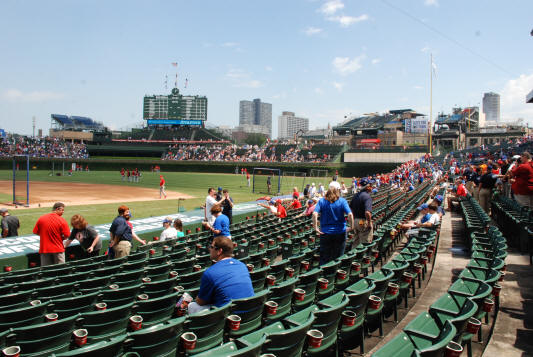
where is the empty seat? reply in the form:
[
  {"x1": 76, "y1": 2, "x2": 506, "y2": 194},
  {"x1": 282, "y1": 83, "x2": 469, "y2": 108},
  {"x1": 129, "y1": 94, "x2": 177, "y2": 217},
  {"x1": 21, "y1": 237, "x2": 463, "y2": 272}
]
[
  {"x1": 52, "y1": 335, "x2": 127, "y2": 357},
  {"x1": 123, "y1": 316, "x2": 186, "y2": 357},
  {"x1": 185, "y1": 303, "x2": 231, "y2": 354},
  {"x1": 132, "y1": 291, "x2": 179, "y2": 326},
  {"x1": 49, "y1": 291, "x2": 101, "y2": 317},
  {"x1": 78, "y1": 302, "x2": 134, "y2": 343}
]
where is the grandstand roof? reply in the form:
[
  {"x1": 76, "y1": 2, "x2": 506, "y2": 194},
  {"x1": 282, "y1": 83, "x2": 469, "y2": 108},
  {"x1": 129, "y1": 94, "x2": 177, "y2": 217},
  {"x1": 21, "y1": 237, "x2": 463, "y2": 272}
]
[
  {"x1": 436, "y1": 114, "x2": 462, "y2": 124},
  {"x1": 51, "y1": 114, "x2": 105, "y2": 131},
  {"x1": 334, "y1": 113, "x2": 392, "y2": 132}
]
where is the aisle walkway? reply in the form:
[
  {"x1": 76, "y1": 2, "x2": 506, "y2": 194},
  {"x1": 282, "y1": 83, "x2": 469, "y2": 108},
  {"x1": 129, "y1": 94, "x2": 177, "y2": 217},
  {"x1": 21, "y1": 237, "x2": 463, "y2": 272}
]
[
  {"x1": 483, "y1": 250, "x2": 533, "y2": 357},
  {"x1": 368, "y1": 209, "x2": 470, "y2": 354}
]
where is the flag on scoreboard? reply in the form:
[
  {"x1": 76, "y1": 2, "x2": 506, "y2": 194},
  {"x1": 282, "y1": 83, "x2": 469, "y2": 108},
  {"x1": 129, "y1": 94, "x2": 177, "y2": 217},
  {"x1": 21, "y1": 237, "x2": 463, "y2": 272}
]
[{"x1": 171, "y1": 62, "x2": 178, "y2": 67}]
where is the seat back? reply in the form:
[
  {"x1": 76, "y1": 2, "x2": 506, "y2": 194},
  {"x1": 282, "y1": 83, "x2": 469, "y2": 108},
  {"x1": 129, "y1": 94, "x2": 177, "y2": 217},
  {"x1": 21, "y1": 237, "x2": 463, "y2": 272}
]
[
  {"x1": 185, "y1": 303, "x2": 231, "y2": 354},
  {"x1": 124, "y1": 316, "x2": 186, "y2": 357},
  {"x1": 78, "y1": 302, "x2": 134, "y2": 343},
  {"x1": 0, "y1": 300, "x2": 51, "y2": 333},
  {"x1": 52, "y1": 335, "x2": 127, "y2": 357},
  {"x1": 49, "y1": 291, "x2": 101, "y2": 317},
  {"x1": 132, "y1": 291, "x2": 179, "y2": 326}
]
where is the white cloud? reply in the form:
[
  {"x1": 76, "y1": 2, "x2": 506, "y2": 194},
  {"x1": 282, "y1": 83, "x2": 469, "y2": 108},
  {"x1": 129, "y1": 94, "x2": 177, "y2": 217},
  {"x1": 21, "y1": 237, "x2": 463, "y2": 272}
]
[
  {"x1": 500, "y1": 73, "x2": 533, "y2": 122},
  {"x1": 332, "y1": 82, "x2": 344, "y2": 92},
  {"x1": 1, "y1": 89, "x2": 64, "y2": 102},
  {"x1": 327, "y1": 14, "x2": 369, "y2": 27},
  {"x1": 265, "y1": 66, "x2": 273, "y2": 71},
  {"x1": 304, "y1": 27, "x2": 323, "y2": 36},
  {"x1": 319, "y1": 0, "x2": 344, "y2": 15},
  {"x1": 225, "y1": 69, "x2": 263, "y2": 88},
  {"x1": 371, "y1": 58, "x2": 381, "y2": 65},
  {"x1": 424, "y1": 0, "x2": 439, "y2": 7},
  {"x1": 221, "y1": 42, "x2": 239, "y2": 47},
  {"x1": 332, "y1": 55, "x2": 365, "y2": 75},
  {"x1": 314, "y1": 87, "x2": 324, "y2": 95},
  {"x1": 413, "y1": 85, "x2": 424, "y2": 90}
]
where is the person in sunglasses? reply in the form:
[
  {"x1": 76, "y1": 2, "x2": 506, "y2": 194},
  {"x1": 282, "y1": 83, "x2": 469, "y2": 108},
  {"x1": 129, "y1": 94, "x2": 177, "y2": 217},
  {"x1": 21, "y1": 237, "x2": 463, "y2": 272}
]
[{"x1": 188, "y1": 236, "x2": 254, "y2": 314}]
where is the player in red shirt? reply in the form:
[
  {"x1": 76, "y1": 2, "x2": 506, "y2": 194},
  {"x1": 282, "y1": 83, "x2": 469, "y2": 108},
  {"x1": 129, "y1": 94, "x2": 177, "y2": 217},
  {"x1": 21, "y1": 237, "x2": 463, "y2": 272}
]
[
  {"x1": 33, "y1": 202, "x2": 70, "y2": 266},
  {"x1": 160, "y1": 175, "x2": 167, "y2": 199},
  {"x1": 274, "y1": 199, "x2": 287, "y2": 219},
  {"x1": 290, "y1": 198, "x2": 302, "y2": 209}
]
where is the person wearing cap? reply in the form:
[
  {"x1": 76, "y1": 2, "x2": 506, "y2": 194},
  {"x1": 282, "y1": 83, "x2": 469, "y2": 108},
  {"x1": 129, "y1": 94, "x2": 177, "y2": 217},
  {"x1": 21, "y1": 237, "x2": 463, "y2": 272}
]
[
  {"x1": 215, "y1": 187, "x2": 223, "y2": 201},
  {"x1": 159, "y1": 175, "x2": 167, "y2": 199},
  {"x1": 432, "y1": 195, "x2": 445, "y2": 219},
  {"x1": 303, "y1": 184, "x2": 311, "y2": 198},
  {"x1": 289, "y1": 197, "x2": 302, "y2": 210},
  {"x1": 313, "y1": 188, "x2": 354, "y2": 265},
  {"x1": 447, "y1": 177, "x2": 468, "y2": 212},
  {"x1": 274, "y1": 199, "x2": 287, "y2": 219},
  {"x1": 221, "y1": 189, "x2": 234, "y2": 224},
  {"x1": 204, "y1": 204, "x2": 231, "y2": 240},
  {"x1": 160, "y1": 217, "x2": 178, "y2": 241},
  {"x1": 188, "y1": 236, "x2": 254, "y2": 314},
  {"x1": 349, "y1": 179, "x2": 373, "y2": 248},
  {"x1": 298, "y1": 199, "x2": 316, "y2": 217},
  {"x1": 1, "y1": 208, "x2": 19, "y2": 238},
  {"x1": 400, "y1": 203, "x2": 430, "y2": 230},
  {"x1": 33, "y1": 202, "x2": 70, "y2": 266},
  {"x1": 478, "y1": 167, "x2": 498, "y2": 214}
]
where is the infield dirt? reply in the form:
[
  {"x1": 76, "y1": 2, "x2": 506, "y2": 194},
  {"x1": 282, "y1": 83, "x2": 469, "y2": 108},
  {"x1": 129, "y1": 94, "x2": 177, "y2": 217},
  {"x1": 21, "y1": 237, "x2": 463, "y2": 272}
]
[{"x1": 0, "y1": 181, "x2": 194, "y2": 209}]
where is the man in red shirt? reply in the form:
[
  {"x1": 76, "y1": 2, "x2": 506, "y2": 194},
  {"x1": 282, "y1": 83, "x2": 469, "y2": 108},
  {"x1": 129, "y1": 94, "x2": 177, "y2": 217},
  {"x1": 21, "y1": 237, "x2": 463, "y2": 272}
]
[
  {"x1": 33, "y1": 202, "x2": 70, "y2": 266},
  {"x1": 290, "y1": 198, "x2": 302, "y2": 210},
  {"x1": 274, "y1": 199, "x2": 287, "y2": 219},
  {"x1": 447, "y1": 178, "x2": 468, "y2": 211},
  {"x1": 509, "y1": 151, "x2": 533, "y2": 208},
  {"x1": 159, "y1": 175, "x2": 167, "y2": 199}
]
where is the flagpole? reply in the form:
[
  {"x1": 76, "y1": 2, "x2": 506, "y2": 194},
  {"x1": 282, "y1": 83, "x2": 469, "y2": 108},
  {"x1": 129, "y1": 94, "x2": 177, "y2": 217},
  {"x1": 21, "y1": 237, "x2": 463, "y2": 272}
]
[{"x1": 429, "y1": 53, "x2": 433, "y2": 156}]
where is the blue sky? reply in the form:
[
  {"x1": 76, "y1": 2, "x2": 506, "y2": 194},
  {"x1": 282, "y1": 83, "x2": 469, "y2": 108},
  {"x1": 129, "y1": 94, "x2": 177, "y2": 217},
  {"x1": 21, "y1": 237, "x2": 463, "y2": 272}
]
[{"x1": 1, "y1": 0, "x2": 532, "y2": 137}]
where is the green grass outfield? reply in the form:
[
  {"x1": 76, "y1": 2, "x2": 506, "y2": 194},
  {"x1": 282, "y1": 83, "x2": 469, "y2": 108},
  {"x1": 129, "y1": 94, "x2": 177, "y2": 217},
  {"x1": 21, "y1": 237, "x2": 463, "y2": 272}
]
[{"x1": 0, "y1": 170, "x2": 328, "y2": 236}]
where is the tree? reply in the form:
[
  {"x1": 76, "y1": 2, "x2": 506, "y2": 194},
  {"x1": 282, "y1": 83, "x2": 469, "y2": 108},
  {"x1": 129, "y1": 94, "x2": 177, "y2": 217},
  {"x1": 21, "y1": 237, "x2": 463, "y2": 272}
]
[{"x1": 244, "y1": 133, "x2": 267, "y2": 146}]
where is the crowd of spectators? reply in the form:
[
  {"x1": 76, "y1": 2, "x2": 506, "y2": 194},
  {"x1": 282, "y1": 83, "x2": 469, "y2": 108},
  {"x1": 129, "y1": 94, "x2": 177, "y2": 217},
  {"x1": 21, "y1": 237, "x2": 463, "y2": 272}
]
[
  {"x1": 161, "y1": 143, "x2": 334, "y2": 163},
  {"x1": 0, "y1": 135, "x2": 89, "y2": 159}
]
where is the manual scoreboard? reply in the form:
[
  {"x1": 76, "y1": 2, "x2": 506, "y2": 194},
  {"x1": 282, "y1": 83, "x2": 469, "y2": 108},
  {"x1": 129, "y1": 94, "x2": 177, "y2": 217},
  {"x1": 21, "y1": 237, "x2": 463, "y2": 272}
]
[{"x1": 143, "y1": 88, "x2": 207, "y2": 125}]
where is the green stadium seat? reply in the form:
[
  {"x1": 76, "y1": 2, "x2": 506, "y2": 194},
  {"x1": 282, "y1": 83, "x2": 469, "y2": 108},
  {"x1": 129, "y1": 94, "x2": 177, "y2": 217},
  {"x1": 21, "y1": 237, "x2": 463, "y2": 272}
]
[
  {"x1": 132, "y1": 291, "x2": 179, "y2": 327},
  {"x1": 78, "y1": 276, "x2": 112, "y2": 293},
  {"x1": 371, "y1": 331, "x2": 416, "y2": 357},
  {"x1": 0, "y1": 290, "x2": 34, "y2": 312},
  {"x1": 0, "y1": 300, "x2": 50, "y2": 332},
  {"x1": 177, "y1": 270, "x2": 204, "y2": 291},
  {"x1": 36, "y1": 281, "x2": 79, "y2": 301},
  {"x1": 123, "y1": 316, "x2": 186, "y2": 357},
  {"x1": 228, "y1": 289, "x2": 269, "y2": 338},
  {"x1": 317, "y1": 260, "x2": 341, "y2": 299},
  {"x1": 141, "y1": 277, "x2": 178, "y2": 298},
  {"x1": 113, "y1": 269, "x2": 145, "y2": 287},
  {"x1": 101, "y1": 283, "x2": 143, "y2": 308},
  {"x1": 77, "y1": 302, "x2": 134, "y2": 343},
  {"x1": 5, "y1": 314, "x2": 79, "y2": 356},
  {"x1": 293, "y1": 268, "x2": 321, "y2": 312},
  {"x1": 342, "y1": 278, "x2": 375, "y2": 353},
  {"x1": 49, "y1": 291, "x2": 101, "y2": 317},
  {"x1": 16, "y1": 277, "x2": 57, "y2": 292},
  {"x1": 249, "y1": 266, "x2": 269, "y2": 293},
  {"x1": 184, "y1": 303, "x2": 231, "y2": 355},
  {"x1": 145, "y1": 263, "x2": 172, "y2": 281},
  {"x1": 265, "y1": 277, "x2": 298, "y2": 322},
  {"x1": 51, "y1": 335, "x2": 127, "y2": 357},
  {"x1": 429, "y1": 293, "x2": 477, "y2": 342},
  {"x1": 193, "y1": 336, "x2": 267, "y2": 357}
]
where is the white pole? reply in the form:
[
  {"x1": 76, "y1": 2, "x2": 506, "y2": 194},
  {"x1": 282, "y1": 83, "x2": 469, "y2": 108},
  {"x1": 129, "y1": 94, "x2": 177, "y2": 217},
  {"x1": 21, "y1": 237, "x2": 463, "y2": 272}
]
[{"x1": 429, "y1": 53, "x2": 433, "y2": 155}]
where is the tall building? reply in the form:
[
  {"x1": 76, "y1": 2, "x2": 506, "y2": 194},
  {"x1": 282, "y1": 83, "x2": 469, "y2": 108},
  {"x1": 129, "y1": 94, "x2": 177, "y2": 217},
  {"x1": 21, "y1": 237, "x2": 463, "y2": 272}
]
[
  {"x1": 482, "y1": 92, "x2": 500, "y2": 123},
  {"x1": 239, "y1": 98, "x2": 272, "y2": 137},
  {"x1": 143, "y1": 88, "x2": 207, "y2": 126},
  {"x1": 278, "y1": 111, "x2": 309, "y2": 139}
]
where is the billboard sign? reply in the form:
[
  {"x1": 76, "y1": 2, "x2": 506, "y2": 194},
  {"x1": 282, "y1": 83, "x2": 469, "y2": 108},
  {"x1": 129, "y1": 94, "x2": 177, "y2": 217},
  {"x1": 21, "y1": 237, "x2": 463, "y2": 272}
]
[
  {"x1": 405, "y1": 118, "x2": 428, "y2": 133},
  {"x1": 147, "y1": 119, "x2": 202, "y2": 126}
]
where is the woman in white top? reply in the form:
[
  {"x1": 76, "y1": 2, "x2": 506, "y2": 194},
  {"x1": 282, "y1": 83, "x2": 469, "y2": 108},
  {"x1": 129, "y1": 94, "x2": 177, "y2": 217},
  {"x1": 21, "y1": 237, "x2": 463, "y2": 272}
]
[{"x1": 160, "y1": 217, "x2": 177, "y2": 241}]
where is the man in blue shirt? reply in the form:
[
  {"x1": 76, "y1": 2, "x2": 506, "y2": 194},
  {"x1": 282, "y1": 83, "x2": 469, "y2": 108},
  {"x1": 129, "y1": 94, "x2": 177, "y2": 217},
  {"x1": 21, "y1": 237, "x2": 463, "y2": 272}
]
[
  {"x1": 188, "y1": 236, "x2": 254, "y2": 314},
  {"x1": 349, "y1": 179, "x2": 374, "y2": 249},
  {"x1": 109, "y1": 205, "x2": 133, "y2": 258}
]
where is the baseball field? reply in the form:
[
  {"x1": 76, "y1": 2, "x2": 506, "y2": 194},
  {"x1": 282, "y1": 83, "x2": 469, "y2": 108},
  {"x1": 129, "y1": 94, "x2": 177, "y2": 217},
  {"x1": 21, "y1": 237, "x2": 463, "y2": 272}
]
[{"x1": 0, "y1": 169, "x2": 319, "y2": 236}]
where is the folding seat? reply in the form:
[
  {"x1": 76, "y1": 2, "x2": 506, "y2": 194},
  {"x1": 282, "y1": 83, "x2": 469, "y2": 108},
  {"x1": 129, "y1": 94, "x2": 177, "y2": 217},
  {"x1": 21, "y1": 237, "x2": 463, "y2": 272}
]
[
  {"x1": 145, "y1": 263, "x2": 172, "y2": 281},
  {"x1": 371, "y1": 331, "x2": 417, "y2": 356},
  {"x1": 466, "y1": 257, "x2": 505, "y2": 272},
  {"x1": 237, "y1": 313, "x2": 315, "y2": 357},
  {"x1": 293, "y1": 268, "x2": 321, "y2": 312},
  {"x1": 195, "y1": 253, "x2": 213, "y2": 268},
  {"x1": 193, "y1": 336, "x2": 267, "y2": 357},
  {"x1": 5, "y1": 313, "x2": 79, "y2": 356},
  {"x1": 127, "y1": 251, "x2": 148, "y2": 262},
  {"x1": 177, "y1": 269, "x2": 204, "y2": 292},
  {"x1": 78, "y1": 276, "x2": 112, "y2": 294},
  {"x1": 132, "y1": 291, "x2": 179, "y2": 326},
  {"x1": 172, "y1": 258, "x2": 197, "y2": 275},
  {"x1": 123, "y1": 316, "x2": 186, "y2": 357},
  {"x1": 92, "y1": 265, "x2": 121, "y2": 278},
  {"x1": 306, "y1": 292, "x2": 349, "y2": 357},
  {"x1": 78, "y1": 302, "x2": 134, "y2": 343},
  {"x1": 0, "y1": 300, "x2": 50, "y2": 333},
  {"x1": 448, "y1": 278, "x2": 493, "y2": 332},
  {"x1": 147, "y1": 255, "x2": 168, "y2": 266},
  {"x1": 233, "y1": 242, "x2": 250, "y2": 260},
  {"x1": 269, "y1": 259, "x2": 289, "y2": 283},
  {"x1": 101, "y1": 283, "x2": 143, "y2": 308},
  {"x1": 73, "y1": 262, "x2": 103, "y2": 274},
  {"x1": 0, "y1": 284, "x2": 15, "y2": 297},
  {"x1": 246, "y1": 252, "x2": 264, "y2": 269},
  {"x1": 458, "y1": 266, "x2": 500, "y2": 286},
  {"x1": 51, "y1": 335, "x2": 127, "y2": 357},
  {"x1": 16, "y1": 277, "x2": 56, "y2": 292},
  {"x1": 36, "y1": 281, "x2": 79, "y2": 301},
  {"x1": 103, "y1": 256, "x2": 128, "y2": 268},
  {"x1": 343, "y1": 277, "x2": 375, "y2": 354},
  {"x1": 142, "y1": 277, "x2": 178, "y2": 298},
  {"x1": 1, "y1": 271, "x2": 38, "y2": 285},
  {"x1": 121, "y1": 260, "x2": 147, "y2": 272},
  {"x1": 39, "y1": 265, "x2": 74, "y2": 279},
  {"x1": 265, "y1": 277, "x2": 298, "y2": 323},
  {"x1": 402, "y1": 314, "x2": 457, "y2": 356},
  {"x1": 184, "y1": 303, "x2": 231, "y2": 354},
  {"x1": 429, "y1": 293, "x2": 477, "y2": 343},
  {"x1": 249, "y1": 266, "x2": 269, "y2": 293},
  {"x1": 317, "y1": 260, "x2": 341, "y2": 299},
  {"x1": 113, "y1": 269, "x2": 145, "y2": 287},
  {"x1": 0, "y1": 290, "x2": 34, "y2": 312},
  {"x1": 167, "y1": 249, "x2": 187, "y2": 263},
  {"x1": 228, "y1": 289, "x2": 269, "y2": 339},
  {"x1": 55, "y1": 271, "x2": 88, "y2": 285},
  {"x1": 49, "y1": 291, "x2": 101, "y2": 317},
  {"x1": 288, "y1": 253, "x2": 305, "y2": 276}
]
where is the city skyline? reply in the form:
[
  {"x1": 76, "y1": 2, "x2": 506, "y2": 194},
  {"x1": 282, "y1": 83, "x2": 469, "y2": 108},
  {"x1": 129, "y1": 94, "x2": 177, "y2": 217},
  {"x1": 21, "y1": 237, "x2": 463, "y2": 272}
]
[{"x1": 0, "y1": 0, "x2": 532, "y2": 138}]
